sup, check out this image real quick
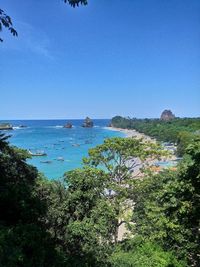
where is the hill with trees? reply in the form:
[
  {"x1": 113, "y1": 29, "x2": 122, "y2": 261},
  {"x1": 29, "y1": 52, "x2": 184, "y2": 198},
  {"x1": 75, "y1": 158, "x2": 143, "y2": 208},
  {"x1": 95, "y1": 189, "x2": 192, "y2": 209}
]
[
  {"x1": 111, "y1": 115, "x2": 200, "y2": 156},
  {"x1": 1, "y1": 132, "x2": 199, "y2": 266}
]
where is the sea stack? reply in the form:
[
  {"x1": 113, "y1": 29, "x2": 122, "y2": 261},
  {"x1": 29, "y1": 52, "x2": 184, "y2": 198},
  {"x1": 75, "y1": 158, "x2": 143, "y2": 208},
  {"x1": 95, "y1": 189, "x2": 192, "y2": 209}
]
[
  {"x1": 82, "y1": 117, "x2": 94, "y2": 128},
  {"x1": 0, "y1": 123, "x2": 13, "y2": 130},
  {"x1": 160, "y1": 110, "x2": 175, "y2": 121},
  {"x1": 63, "y1": 122, "x2": 73, "y2": 128}
]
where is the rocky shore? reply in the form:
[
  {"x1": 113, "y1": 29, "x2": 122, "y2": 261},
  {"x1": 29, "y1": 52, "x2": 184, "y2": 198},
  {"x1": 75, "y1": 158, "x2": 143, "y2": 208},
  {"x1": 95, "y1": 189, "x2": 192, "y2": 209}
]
[{"x1": 0, "y1": 123, "x2": 13, "y2": 130}]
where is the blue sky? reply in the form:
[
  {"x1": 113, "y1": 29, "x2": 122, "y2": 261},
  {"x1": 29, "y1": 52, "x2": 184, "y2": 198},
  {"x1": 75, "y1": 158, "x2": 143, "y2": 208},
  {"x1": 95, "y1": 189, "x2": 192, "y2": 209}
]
[{"x1": 0, "y1": 0, "x2": 199, "y2": 119}]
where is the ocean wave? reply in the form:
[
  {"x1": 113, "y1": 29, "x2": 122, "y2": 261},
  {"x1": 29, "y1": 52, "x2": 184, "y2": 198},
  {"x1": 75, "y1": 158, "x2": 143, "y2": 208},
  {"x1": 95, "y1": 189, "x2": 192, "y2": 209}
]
[
  {"x1": 13, "y1": 126, "x2": 30, "y2": 130},
  {"x1": 102, "y1": 127, "x2": 117, "y2": 131},
  {"x1": 46, "y1": 125, "x2": 63, "y2": 129},
  {"x1": 13, "y1": 126, "x2": 21, "y2": 130}
]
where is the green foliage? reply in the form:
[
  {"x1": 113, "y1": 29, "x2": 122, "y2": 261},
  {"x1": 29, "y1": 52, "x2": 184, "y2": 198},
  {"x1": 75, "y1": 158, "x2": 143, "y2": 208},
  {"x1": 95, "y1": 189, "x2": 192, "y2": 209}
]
[
  {"x1": 1, "y1": 133, "x2": 197, "y2": 266},
  {"x1": 0, "y1": 134, "x2": 63, "y2": 267},
  {"x1": 84, "y1": 137, "x2": 165, "y2": 242},
  {"x1": 0, "y1": 9, "x2": 17, "y2": 42},
  {"x1": 84, "y1": 137, "x2": 165, "y2": 178},
  {"x1": 110, "y1": 241, "x2": 186, "y2": 267},
  {"x1": 0, "y1": 0, "x2": 87, "y2": 42},
  {"x1": 176, "y1": 131, "x2": 197, "y2": 156},
  {"x1": 64, "y1": 0, "x2": 88, "y2": 7},
  {"x1": 111, "y1": 116, "x2": 200, "y2": 156},
  {"x1": 132, "y1": 139, "x2": 200, "y2": 266},
  {"x1": 36, "y1": 167, "x2": 115, "y2": 266}
]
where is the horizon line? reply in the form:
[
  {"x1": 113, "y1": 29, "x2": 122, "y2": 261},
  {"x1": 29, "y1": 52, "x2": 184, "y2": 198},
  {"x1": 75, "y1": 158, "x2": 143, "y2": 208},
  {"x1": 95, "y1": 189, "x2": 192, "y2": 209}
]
[{"x1": 1, "y1": 116, "x2": 200, "y2": 121}]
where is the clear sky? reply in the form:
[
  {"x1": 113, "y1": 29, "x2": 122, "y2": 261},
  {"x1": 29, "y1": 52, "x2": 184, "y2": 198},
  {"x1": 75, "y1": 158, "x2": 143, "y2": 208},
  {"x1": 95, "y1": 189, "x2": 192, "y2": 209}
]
[{"x1": 0, "y1": 0, "x2": 200, "y2": 119}]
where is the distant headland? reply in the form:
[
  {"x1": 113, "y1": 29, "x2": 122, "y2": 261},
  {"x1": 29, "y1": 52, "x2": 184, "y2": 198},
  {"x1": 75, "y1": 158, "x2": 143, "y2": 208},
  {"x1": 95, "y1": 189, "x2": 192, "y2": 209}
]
[{"x1": 0, "y1": 123, "x2": 13, "y2": 130}]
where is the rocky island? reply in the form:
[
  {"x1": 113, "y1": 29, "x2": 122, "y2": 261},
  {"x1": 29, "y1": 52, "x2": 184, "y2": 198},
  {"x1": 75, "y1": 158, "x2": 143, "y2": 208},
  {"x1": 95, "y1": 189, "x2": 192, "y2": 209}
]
[
  {"x1": 160, "y1": 109, "x2": 175, "y2": 121},
  {"x1": 0, "y1": 123, "x2": 13, "y2": 130},
  {"x1": 82, "y1": 117, "x2": 94, "y2": 128},
  {"x1": 63, "y1": 122, "x2": 73, "y2": 128}
]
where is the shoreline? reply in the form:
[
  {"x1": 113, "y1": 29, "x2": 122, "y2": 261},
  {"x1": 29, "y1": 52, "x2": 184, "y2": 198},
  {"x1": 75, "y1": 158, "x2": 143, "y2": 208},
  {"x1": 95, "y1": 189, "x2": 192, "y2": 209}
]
[
  {"x1": 108, "y1": 127, "x2": 178, "y2": 162},
  {"x1": 107, "y1": 126, "x2": 154, "y2": 141}
]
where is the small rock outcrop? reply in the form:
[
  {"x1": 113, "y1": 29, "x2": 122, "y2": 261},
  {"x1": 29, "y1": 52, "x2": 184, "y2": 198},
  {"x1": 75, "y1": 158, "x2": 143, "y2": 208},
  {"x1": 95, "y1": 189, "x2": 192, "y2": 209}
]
[
  {"x1": 0, "y1": 123, "x2": 13, "y2": 130},
  {"x1": 82, "y1": 117, "x2": 93, "y2": 128},
  {"x1": 63, "y1": 122, "x2": 72, "y2": 128},
  {"x1": 160, "y1": 110, "x2": 175, "y2": 121}
]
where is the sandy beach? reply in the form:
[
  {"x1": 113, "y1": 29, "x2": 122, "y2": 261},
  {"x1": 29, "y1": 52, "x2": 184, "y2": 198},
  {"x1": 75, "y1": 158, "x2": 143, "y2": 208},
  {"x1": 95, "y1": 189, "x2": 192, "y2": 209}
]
[{"x1": 108, "y1": 126, "x2": 154, "y2": 141}]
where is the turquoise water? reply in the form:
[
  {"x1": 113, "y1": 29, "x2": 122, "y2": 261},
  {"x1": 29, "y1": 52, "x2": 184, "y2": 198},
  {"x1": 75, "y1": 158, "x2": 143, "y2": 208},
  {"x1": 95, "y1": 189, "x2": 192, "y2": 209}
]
[
  {"x1": 3, "y1": 119, "x2": 124, "y2": 179},
  {"x1": 155, "y1": 161, "x2": 177, "y2": 168}
]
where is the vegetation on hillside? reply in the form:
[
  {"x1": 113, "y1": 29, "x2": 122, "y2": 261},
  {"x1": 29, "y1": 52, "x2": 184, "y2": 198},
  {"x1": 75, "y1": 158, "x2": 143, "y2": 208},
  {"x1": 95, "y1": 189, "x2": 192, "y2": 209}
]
[
  {"x1": 132, "y1": 142, "x2": 200, "y2": 266},
  {"x1": 111, "y1": 116, "x2": 200, "y2": 156},
  {"x1": 1, "y1": 131, "x2": 199, "y2": 266}
]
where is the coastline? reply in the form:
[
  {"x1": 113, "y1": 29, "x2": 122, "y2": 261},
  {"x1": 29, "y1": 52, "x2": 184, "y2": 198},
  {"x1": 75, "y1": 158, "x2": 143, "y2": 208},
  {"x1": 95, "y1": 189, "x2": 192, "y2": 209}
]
[
  {"x1": 108, "y1": 127, "x2": 179, "y2": 163},
  {"x1": 107, "y1": 126, "x2": 154, "y2": 141}
]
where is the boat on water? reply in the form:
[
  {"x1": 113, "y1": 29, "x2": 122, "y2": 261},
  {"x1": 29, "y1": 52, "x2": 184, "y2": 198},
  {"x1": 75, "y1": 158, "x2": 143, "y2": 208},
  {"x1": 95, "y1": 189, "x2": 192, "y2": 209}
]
[
  {"x1": 57, "y1": 157, "x2": 64, "y2": 161},
  {"x1": 40, "y1": 160, "x2": 52, "y2": 164},
  {"x1": 72, "y1": 143, "x2": 80, "y2": 147},
  {"x1": 28, "y1": 150, "x2": 47, "y2": 156}
]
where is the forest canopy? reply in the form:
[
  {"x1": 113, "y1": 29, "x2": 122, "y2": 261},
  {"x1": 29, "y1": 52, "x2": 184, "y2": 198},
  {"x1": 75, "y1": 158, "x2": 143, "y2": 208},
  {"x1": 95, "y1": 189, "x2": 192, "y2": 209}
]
[
  {"x1": 1, "y1": 133, "x2": 199, "y2": 266},
  {"x1": 111, "y1": 116, "x2": 200, "y2": 156}
]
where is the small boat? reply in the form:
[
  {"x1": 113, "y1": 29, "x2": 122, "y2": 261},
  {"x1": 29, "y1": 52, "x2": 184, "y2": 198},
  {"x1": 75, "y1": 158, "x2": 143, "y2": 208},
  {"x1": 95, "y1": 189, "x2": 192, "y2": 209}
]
[
  {"x1": 72, "y1": 143, "x2": 80, "y2": 147},
  {"x1": 28, "y1": 150, "x2": 47, "y2": 156},
  {"x1": 40, "y1": 160, "x2": 52, "y2": 164},
  {"x1": 19, "y1": 125, "x2": 27, "y2": 128},
  {"x1": 57, "y1": 157, "x2": 64, "y2": 161}
]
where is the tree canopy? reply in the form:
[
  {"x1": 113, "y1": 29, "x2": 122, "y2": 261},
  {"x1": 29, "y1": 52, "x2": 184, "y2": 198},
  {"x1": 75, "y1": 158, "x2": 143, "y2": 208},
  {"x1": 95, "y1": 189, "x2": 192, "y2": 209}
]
[
  {"x1": 64, "y1": 0, "x2": 88, "y2": 7},
  {"x1": 0, "y1": 134, "x2": 64, "y2": 266},
  {"x1": 1, "y1": 132, "x2": 196, "y2": 266},
  {"x1": 0, "y1": 9, "x2": 17, "y2": 42},
  {"x1": 111, "y1": 116, "x2": 200, "y2": 156},
  {"x1": 132, "y1": 139, "x2": 200, "y2": 266},
  {"x1": 0, "y1": 0, "x2": 88, "y2": 42}
]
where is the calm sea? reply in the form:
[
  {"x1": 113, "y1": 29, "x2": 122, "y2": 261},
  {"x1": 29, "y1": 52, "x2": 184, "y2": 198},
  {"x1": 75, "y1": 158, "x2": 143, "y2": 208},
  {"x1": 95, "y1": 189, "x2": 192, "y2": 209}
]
[{"x1": 1, "y1": 119, "x2": 124, "y2": 179}]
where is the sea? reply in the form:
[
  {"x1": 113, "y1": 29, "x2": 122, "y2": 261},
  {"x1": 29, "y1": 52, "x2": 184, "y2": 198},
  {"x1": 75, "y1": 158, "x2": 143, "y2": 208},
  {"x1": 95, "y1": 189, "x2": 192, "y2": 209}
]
[{"x1": 2, "y1": 119, "x2": 125, "y2": 179}]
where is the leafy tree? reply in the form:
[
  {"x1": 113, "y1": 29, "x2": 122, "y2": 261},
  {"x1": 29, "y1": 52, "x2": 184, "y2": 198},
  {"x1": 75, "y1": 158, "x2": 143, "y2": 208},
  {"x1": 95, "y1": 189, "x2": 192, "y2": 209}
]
[
  {"x1": 0, "y1": 9, "x2": 17, "y2": 42},
  {"x1": 0, "y1": 0, "x2": 88, "y2": 42},
  {"x1": 132, "y1": 139, "x2": 200, "y2": 266},
  {"x1": 64, "y1": 0, "x2": 88, "y2": 7},
  {"x1": 84, "y1": 137, "x2": 165, "y2": 243},
  {"x1": 0, "y1": 134, "x2": 63, "y2": 267},
  {"x1": 176, "y1": 131, "x2": 195, "y2": 156},
  {"x1": 111, "y1": 116, "x2": 200, "y2": 156},
  {"x1": 1, "y1": 131, "x2": 197, "y2": 267},
  {"x1": 36, "y1": 167, "x2": 115, "y2": 266},
  {"x1": 110, "y1": 241, "x2": 186, "y2": 267},
  {"x1": 35, "y1": 137, "x2": 171, "y2": 266}
]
